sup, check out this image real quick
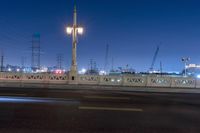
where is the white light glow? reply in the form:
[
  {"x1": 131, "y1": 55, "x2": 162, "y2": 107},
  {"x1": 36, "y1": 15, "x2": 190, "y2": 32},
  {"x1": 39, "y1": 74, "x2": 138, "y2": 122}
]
[
  {"x1": 197, "y1": 75, "x2": 200, "y2": 78},
  {"x1": 79, "y1": 68, "x2": 87, "y2": 74},
  {"x1": 8, "y1": 68, "x2": 11, "y2": 72},
  {"x1": 117, "y1": 79, "x2": 121, "y2": 82},
  {"x1": 81, "y1": 68, "x2": 86, "y2": 73},
  {"x1": 99, "y1": 70, "x2": 106, "y2": 75},
  {"x1": 111, "y1": 79, "x2": 115, "y2": 82},
  {"x1": 66, "y1": 27, "x2": 73, "y2": 34},
  {"x1": 77, "y1": 27, "x2": 83, "y2": 34}
]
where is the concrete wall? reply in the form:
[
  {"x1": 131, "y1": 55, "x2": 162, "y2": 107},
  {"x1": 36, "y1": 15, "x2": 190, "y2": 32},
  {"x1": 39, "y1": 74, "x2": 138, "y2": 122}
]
[
  {"x1": 0, "y1": 72, "x2": 68, "y2": 88},
  {"x1": 99, "y1": 76, "x2": 122, "y2": 86},
  {"x1": 77, "y1": 74, "x2": 200, "y2": 89},
  {"x1": 123, "y1": 75, "x2": 147, "y2": 87},
  {"x1": 171, "y1": 77, "x2": 196, "y2": 88},
  {"x1": 78, "y1": 75, "x2": 100, "y2": 85},
  {"x1": 0, "y1": 72, "x2": 199, "y2": 89},
  {"x1": 147, "y1": 76, "x2": 171, "y2": 87}
]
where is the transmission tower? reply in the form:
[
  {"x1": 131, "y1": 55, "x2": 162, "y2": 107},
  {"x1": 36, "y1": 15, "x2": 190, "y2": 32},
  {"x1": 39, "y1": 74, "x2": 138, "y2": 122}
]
[
  {"x1": 57, "y1": 54, "x2": 63, "y2": 69},
  {"x1": 111, "y1": 57, "x2": 114, "y2": 71},
  {"x1": 0, "y1": 50, "x2": 4, "y2": 72},
  {"x1": 89, "y1": 59, "x2": 97, "y2": 71},
  {"x1": 104, "y1": 44, "x2": 109, "y2": 72},
  {"x1": 31, "y1": 33, "x2": 41, "y2": 70},
  {"x1": 21, "y1": 56, "x2": 26, "y2": 68}
]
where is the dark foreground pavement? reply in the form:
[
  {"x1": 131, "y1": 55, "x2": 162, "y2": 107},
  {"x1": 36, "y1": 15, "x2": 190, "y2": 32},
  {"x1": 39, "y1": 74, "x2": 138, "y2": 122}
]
[{"x1": 0, "y1": 87, "x2": 199, "y2": 133}]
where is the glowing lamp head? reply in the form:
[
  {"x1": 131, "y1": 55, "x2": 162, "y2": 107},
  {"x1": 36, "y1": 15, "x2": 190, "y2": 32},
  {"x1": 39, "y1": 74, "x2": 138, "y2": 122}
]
[
  {"x1": 197, "y1": 75, "x2": 200, "y2": 79},
  {"x1": 77, "y1": 27, "x2": 83, "y2": 34},
  {"x1": 66, "y1": 27, "x2": 73, "y2": 34}
]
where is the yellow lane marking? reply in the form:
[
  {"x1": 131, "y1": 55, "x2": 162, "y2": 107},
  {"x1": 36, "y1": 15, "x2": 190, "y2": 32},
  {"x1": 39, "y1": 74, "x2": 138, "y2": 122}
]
[
  {"x1": 0, "y1": 93, "x2": 26, "y2": 96},
  {"x1": 79, "y1": 106, "x2": 143, "y2": 112},
  {"x1": 84, "y1": 96, "x2": 130, "y2": 100}
]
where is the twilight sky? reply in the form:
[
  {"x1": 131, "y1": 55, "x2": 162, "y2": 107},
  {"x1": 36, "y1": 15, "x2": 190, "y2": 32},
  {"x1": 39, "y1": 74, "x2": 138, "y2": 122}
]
[{"x1": 0, "y1": 0, "x2": 200, "y2": 72}]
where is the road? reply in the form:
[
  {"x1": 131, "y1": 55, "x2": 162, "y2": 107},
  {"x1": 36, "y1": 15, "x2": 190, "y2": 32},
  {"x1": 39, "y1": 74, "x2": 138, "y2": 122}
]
[{"x1": 0, "y1": 87, "x2": 199, "y2": 133}]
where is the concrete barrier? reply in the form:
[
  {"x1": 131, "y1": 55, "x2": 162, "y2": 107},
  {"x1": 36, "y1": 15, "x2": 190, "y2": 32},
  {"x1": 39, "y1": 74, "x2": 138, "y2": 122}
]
[
  {"x1": 123, "y1": 76, "x2": 147, "y2": 87},
  {"x1": 99, "y1": 76, "x2": 122, "y2": 86},
  {"x1": 195, "y1": 79, "x2": 200, "y2": 88},
  {"x1": 0, "y1": 72, "x2": 199, "y2": 89},
  {"x1": 147, "y1": 76, "x2": 171, "y2": 87},
  {"x1": 171, "y1": 77, "x2": 196, "y2": 88},
  {"x1": 78, "y1": 75, "x2": 99, "y2": 85}
]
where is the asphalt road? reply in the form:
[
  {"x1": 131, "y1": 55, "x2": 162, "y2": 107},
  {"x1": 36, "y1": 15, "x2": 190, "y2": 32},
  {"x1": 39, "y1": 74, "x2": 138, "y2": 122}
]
[{"x1": 0, "y1": 87, "x2": 199, "y2": 133}]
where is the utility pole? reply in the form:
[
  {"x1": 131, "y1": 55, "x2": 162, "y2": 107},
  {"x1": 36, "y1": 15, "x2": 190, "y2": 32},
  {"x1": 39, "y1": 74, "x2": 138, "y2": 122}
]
[
  {"x1": 104, "y1": 44, "x2": 109, "y2": 73},
  {"x1": 111, "y1": 57, "x2": 114, "y2": 71},
  {"x1": 160, "y1": 61, "x2": 163, "y2": 75},
  {"x1": 0, "y1": 50, "x2": 4, "y2": 72},
  {"x1": 181, "y1": 57, "x2": 190, "y2": 77}
]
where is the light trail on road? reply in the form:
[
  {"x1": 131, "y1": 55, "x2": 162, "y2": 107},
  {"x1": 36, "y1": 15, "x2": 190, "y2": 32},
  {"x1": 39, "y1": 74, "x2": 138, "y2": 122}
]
[{"x1": 0, "y1": 96, "x2": 80, "y2": 105}]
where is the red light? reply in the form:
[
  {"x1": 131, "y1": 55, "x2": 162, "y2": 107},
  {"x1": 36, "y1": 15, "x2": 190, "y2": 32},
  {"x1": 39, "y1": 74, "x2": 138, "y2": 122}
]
[{"x1": 55, "y1": 69, "x2": 63, "y2": 74}]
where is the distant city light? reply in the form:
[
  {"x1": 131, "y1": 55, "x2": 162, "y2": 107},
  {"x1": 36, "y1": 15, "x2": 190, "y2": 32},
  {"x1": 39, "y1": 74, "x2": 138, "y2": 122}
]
[
  {"x1": 79, "y1": 68, "x2": 87, "y2": 74},
  {"x1": 99, "y1": 70, "x2": 106, "y2": 75},
  {"x1": 55, "y1": 69, "x2": 63, "y2": 74},
  {"x1": 117, "y1": 79, "x2": 121, "y2": 82},
  {"x1": 8, "y1": 68, "x2": 11, "y2": 72},
  {"x1": 35, "y1": 67, "x2": 48, "y2": 73},
  {"x1": 197, "y1": 75, "x2": 200, "y2": 79}
]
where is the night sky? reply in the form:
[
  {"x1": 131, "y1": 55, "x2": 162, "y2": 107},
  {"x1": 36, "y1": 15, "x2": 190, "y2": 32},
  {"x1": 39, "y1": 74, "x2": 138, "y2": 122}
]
[{"x1": 0, "y1": 0, "x2": 200, "y2": 72}]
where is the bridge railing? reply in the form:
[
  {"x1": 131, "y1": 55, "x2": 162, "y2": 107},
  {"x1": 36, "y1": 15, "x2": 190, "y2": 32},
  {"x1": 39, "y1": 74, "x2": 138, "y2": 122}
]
[
  {"x1": 0, "y1": 72, "x2": 200, "y2": 88},
  {"x1": 78, "y1": 74, "x2": 200, "y2": 89},
  {"x1": 78, "y1": 75, "x2": 100, "y2": 85},
  {"x1": 123, "y1": 75, "x2": 147, "y2": 87},
  {"x1": 0, "y1": 72, "x2": 68, "y2": 83}
]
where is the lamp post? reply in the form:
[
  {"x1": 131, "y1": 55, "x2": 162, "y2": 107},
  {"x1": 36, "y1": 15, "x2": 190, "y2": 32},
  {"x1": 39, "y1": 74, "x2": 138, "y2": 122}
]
[
  {"x1": 66, "y1": 5, "x2": 83, "y2": 82},
  {"x1": 181, "y1": 57, "x2": 190, "y2": 77}
]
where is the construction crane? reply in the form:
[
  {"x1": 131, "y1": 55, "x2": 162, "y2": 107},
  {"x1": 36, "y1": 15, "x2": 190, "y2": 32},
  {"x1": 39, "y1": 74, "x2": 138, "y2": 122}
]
[{"x1": 149, "y1": 46, "x2": 160, "y2": 72}]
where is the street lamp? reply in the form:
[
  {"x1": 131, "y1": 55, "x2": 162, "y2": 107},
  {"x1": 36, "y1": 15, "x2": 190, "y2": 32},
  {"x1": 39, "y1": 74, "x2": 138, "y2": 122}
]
[
  {"x1": 66, "y1": 27, "x2": 83, "y2": 35},
  {"x1": 66, "y1": 4, "x2": 84, "y2": 83},
  {"x1": 66, "y1": 27, "x2": 73, "y2": 34},
  {"x1": 181, "y1": 57, "x2": 190, "y2": 77},
  {"x1": 77, "y1": 27, "x2": 83, "y2": 34}
]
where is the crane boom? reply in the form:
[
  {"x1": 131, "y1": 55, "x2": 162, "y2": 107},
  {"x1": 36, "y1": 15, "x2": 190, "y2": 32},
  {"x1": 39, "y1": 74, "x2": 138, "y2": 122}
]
[{"x1": 150, "y1": 46, "x2": 159, "y2": 71}]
